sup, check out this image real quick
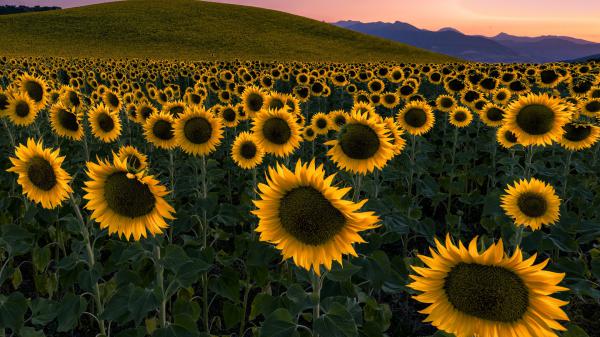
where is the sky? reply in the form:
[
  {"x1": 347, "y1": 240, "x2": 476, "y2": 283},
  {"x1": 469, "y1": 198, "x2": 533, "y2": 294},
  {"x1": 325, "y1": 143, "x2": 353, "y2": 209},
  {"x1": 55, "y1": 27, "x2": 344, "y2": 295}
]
[{"x1": 3, "y1": 0, "x2": 600, "y2": 42}]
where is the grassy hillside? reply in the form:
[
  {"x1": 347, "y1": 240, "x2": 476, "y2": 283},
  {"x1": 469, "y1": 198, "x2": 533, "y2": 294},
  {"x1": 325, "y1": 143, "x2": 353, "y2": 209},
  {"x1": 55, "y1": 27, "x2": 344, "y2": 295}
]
[{"x1": 0, "y1": 0, "x2": 457, "y2": 63}]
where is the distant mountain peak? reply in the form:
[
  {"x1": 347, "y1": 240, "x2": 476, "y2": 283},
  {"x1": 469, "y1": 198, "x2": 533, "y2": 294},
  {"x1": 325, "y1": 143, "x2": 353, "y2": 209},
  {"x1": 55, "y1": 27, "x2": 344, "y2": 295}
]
[{"x1": 438, "y1": 27, "x2": 462, "y2": 34}]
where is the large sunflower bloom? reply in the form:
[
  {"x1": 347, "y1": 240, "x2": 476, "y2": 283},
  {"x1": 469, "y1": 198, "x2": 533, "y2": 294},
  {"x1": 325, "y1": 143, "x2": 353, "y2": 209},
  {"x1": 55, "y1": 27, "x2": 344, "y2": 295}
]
[{"x1": 501, "y1": 178, "x2": 561, "y2": 230}]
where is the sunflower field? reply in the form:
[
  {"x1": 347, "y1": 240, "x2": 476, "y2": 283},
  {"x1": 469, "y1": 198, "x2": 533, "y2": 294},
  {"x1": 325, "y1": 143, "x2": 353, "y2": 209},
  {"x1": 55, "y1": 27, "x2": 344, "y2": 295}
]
[{"x1": 0, "y1": 57, "x2": 600, "y2": 337}]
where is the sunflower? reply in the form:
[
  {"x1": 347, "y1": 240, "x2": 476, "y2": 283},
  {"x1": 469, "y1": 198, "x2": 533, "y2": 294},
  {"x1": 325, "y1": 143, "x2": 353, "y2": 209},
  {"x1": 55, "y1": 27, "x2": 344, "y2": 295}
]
[
  {"x1": 231, "y1": 132, "x2": 265, "y2": 169},
  {"x1": 7, "y1": 138, "x2": 72, "y2": 209},
  {"x1": 479, "y1": 103, "x2": 505, "y2": 127},
  {"x1": 435, "y1": 95, "x2": 456, "y2": 113},
  {"x1": 384, "y1": 117, "x2": 406, "y2": 155},
  {"x1": 219, "y1": 104, "x2": 239, "y2": 128},
  {"x1": 49, "y1": 102, "x2": 84, "y2": 141},
  {"x1": 174, "y1": 107, "x2": 223, "y2": 156},
  {"x1": 136, "y1": 102, "x2": 157, "y2": 124},
  {"x1": 242, "y1": 86, "x2": 266, "y2": 117},
  {"x1": 396, "y1": 101, "x2": 435, "y2": 136},
  {"x1": 381, "y1": 92, "x2": 400, "y2": 109},
  {"x1": 252, "y1": 108, "x2": 302, "y2": 158},
  {"x1": 449, "y1": 107, "x2": 473, "y2": 128},
  {"x1": 6, "y1": 92, "x2": 39, "y2": 126},
  {"x1": 117, "y1": 145, "x2": 148, "y2": 172},
  {"x1": 103, "y1": 90, "x2": 122, "y2": 112},
  {"x1": 265, "y1": 92, "x2": 287, "y2": 111},
  {"x1": 579, "y1": 98, "x2": 600, "y2": 117},
  {"x1": 326, "y1": 111, "x2": 394, "y2": 174},
  {"x1": 558, "y1": 122, "x2": 600, "y2": 151},
  {"x1": 162, "y1": 100, "x2": 186, "y2": 118},
  {"x1": 503, "y1": 94, "x2": 571, "y2": 146},
  {"x1": 144, "y1": 111, "x2": 177, "y2": 150},
  {"x1": 501, "y1": 178, "x2": 561, "y2": 230},
  {"x1": 302, "y1": 126, "x2": 317, "y2": 141},
  {"x1": 83, "y1": 156, "x2": 175, "y2": 241},
  {"x1": 311, "y1": 112, "x2": 330, "y2": 135},
  {"x1": 493, "y1": 88, "x2": 512, "y2": 105},
  {"x1": 327, "y1": 110, "x2": 348, "y2": 131},
  {"x1": 409, "y1": 235, "x2": 569, "y2": 337},
  {"x1": 252, "y1": 160, "x2": 380, "y2": 274},
  {"x1": 89, "y1": 103, "x2": 122, "y2": 143},
  {"x1": 18, "y1": 74, "x2": 48, "y2": 109},
  {"x1": 497, "y1": 125, "x2": 519, "y2": 149}
]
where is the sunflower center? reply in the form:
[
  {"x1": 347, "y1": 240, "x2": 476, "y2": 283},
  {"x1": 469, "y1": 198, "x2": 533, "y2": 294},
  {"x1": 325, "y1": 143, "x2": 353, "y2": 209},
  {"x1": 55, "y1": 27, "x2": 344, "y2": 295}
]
[
  {"x1": 563, "y1": 124, "x2": 592, "y2": 142},
  {"x1": 223, "y1": 108, "x2": 237, "y2": 122},
  {"x1": 27, "y1": 156, "x2": 57, "y2": 191},
  {"x1": 279, "y1": 186, "x2": 346, "y2": 246},
  {"x1": 516, "y1": 104, "x2": 555, "y2": 135},
  {"x1": 126, "y1": 155, "x2": 142, "y2": 170},
  {"x1": 15, "y1": 101, "x2": 30, "y2": 117},
  {"x1": 263, "y1": 117, "x2": 291, "y2": 145},
  {"x1": 107, "y1": 93, "x2": 119, "y2": 108},
  {"x1": 540, "y1": 70, "x2": 558, "y2": 84},
  {"x1": 338, "y1": 123, "x2": 380, "y2": 159},
  {"x1": 184, "y1": 117, "x2": 212, "y2": 144},
  {"x1": 97, "y1": 113, "x2": 115, "y2": 132},
  {"x1": 334, "y1": 115, "x2": 346, "y2": 126},
  {"x1": 104, "y1": 172, "x2": 155, "y2": 218},
  {"x1": 486, "y1": 107, "x2": 504, "y2": 122},
  {"x1": 269, "y1": 99, "x2": 285, "y2": 110},
  {"x1": 170, "y1": 106, "x2": 184, "y2": 117},
  {"x1": 316, "y1": 118, "x2": 328, "y2": 130},
  {"x1": 444, "y1": 263, "x2": 529, "y2": 323},
  {"x1": 454, "y1": 111, "x2": 467, "y2": 122},
  {"x1": 440, "y1": 98, "x2": 453, "y2": 109},
  {"x1": 505, "y1": 130, "x2": 518, "y2": 143},
  {"x1": 404, "y1": 108, "x2": 427, "y2": 128},
  {"x1": 57, "y1": 108, "x2": 79, "y2": 131},
  {"x1": 246, "y1": 93, "x2": 263, "y2": 112},
  {"x1": 153, "y1": 120, "x2": 174, "y2": 140},
  {"x1": 240, "y1": 141, "x2": 257, "y2": 159},
  {"x1": 517, "y1": 192, "x2": 548, "y2": 218},
  {"x1": 585, "y1": 101, "x2": 600, "y2": 113},
  {"x1": 24, "y1": 81, "x2": 44, "y2": 102}
]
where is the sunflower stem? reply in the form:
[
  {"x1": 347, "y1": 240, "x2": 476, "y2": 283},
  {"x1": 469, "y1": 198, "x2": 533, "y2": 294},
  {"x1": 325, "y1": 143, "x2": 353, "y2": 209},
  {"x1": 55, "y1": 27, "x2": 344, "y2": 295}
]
[
  {"x1": 447, "y1": 128, "x2": 459, "y2": 218},
  {"x1": 407, "y1": 135, "x2": 417, "y2": 197},
  {"x1": 154, "y1": 244, "x2": 167, "y2": 328},
  {"x1": 514, "y1": 225, "x2": 525, "y2": 249},
  {"x1": 352, "y1": 174, "x2": 363, "y2": 202},
  {"x1": 311, "y1": 271, "x2": 322, "y2": 337},
  {"x1": 168, "y1": 150, "x2": 175, "y2": 244},
  {"x1": 69, "y1": 194, "x2": 106, "y2": 336},
  {"x1": 198, "y1": 155, "x2": 211, "y2": 334},
  {"x1": 524, "y1": 146, "x2": 535, "y2": 178},
  {"x1": 561, "y1": 151, "x2": 573, "y2": 206}
]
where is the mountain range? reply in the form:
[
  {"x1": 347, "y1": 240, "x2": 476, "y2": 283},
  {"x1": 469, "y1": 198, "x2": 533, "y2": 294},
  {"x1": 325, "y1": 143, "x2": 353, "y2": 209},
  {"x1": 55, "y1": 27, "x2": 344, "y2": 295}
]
[{"x1": 333, "y1": 21, "x2": 600, "y2": 63}]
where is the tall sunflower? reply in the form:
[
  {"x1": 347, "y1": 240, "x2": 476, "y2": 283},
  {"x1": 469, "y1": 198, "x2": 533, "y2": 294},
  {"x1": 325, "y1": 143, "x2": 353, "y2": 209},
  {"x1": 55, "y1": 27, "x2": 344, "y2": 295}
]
[
  {"x1": 252, "y1": 108, "x2": 302, "y2": 158},
  {"x1": 558, "y1": 122, "x2": 600, "y2": 151},
  {"x1": 6, "y1": 92, "x2": 39, "y2": 126},
  {"x1": 327, "y1": 110, "x2": 348, "y2": 132},
  {"x1": 7, "y1": 138, "x2": 72, "y2": 209},
  {"x1": 242, "y1": 86, "x2": 266, "y2": 117},
  {"x1": 144, "y1": 111, "x2": 177, "y2": 150},
  {"x1": 449, "y1": 107, "x2": 473, "y2": 128},
  {"x1": 409, "y1": 235, "x2": 569, "y2": 337},
  {"x1": 252, "y1": 160, "x2": 380, "y2": 274},
  {"x1": 501, "y1": 178, "x2": 560, "y2": 230},
  {"x1": 479, "y1": 103, "x2": 505, "y2": 127},
  {"x1": 384, "y1": 117, "x2": 406, "y2": 155},
  {"x1": 231, "y1": 132, "x2": 265, "y2": 169},
  {"x1": 117, "y1": 145, "x2": 148, "y2": 172},
  {"x1": 49, "y1": 102, "x2": 84, "y2": 141},
  {"x1": 83, "y1": 156, "x2": 175, "y2": 240},
  {"x1": 326, "y1": 111, "x2": 394, "y2": 174},
  {"x1": 173, "y1": 107, "x2": 223, "y2": 156},
  {"x1": 503, "y1": 94, "x2": 571, "y2": 146},
  {"x1": 311, "y1": 112, "x2": 330, "y2": 135},
  {"x1": 89, "y1": 103, "x2": 122, "y2": 143},
  {"x1": 396, "y1": 101, "x2": 435, "y2": 136},
  {"x1": 18, "y1": 74, "x2": 48, "y2": 109},
  {"x1": 497, "y1": 125, "x2": 519, "y2": 149}
]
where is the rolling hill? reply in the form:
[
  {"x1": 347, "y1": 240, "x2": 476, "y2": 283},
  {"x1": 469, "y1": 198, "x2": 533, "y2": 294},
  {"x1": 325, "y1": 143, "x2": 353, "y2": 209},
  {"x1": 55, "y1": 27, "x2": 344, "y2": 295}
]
[
  {"x1": 334, "y1": 21, "x2": 600, "y2": 63},
  {"x1": 0, "y1": 0, "x2": 456, "y2": 63}
]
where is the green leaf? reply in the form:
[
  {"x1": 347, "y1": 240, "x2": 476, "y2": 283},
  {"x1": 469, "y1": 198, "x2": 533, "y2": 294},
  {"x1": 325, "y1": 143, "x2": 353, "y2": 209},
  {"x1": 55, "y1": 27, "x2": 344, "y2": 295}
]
[
  {"x1": 0, "y1": 292, "x2": 28, "y2": 330},
  {"x1": 250, "y1": 293, "x2": 279, "y2": 320},
  {"x1": 32, "y1": 244, "x2": 51, "y2": 272},
  {"x1": 29, "y1": 298, "x2": 58, "y2": 325},
  {"x1": 11, "y1": 265, "x2": 22, "y2": 289},
  {"x1": 326, "y1": 261, "x2": 362, "y2": 282},
  {"x1": 56, "y1": 293, "x2": 87, "y2": 332},
  {"x1": 152, "y1": 324, "x2": 199, "y2": 337},
  {"x1": 128, "y1": 287, "x2": 159, "y2": 325},
  {"x1": 260, "y1": 308, "x2": 299, "y2": 337},
  {"x1": 209, "y1": 267, "x2": 240, "y2": 303},
  {"x1": 223, "y1": 301, "x2": 242, "y2": 329},
  {"x1": 19, "y1": 326, "x2": 45, "y2": 337},
  {"x1": 0, "y1": 224, "x2": 34, "y2": 256},
  {"x1": 101, "y1": 284, "x2": 133, "y2": 322},
  {"x1": 563, "y1": 324, "x2": 590, "y2": 337},
  {"x1": 314, "y1": 302, "x2": 358, "y2": 337}
]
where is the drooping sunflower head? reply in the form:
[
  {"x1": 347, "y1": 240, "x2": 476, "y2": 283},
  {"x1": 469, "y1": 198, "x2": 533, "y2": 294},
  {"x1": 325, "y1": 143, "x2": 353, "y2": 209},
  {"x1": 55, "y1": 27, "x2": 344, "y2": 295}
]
[
  {"x1": 143, "y1": 111, "x2": 177, "y2": 150},
  {"x1": 231, "y1": 131, "x2": 265, "y2": 170},
  {"x1": 501, "y1": 177, "x2": 561, "y2": 230},
  {"x1": 350, "y1": 101, "x2": 376, "y2": 120},
  {"x1": 497, "y1": 125, "x2": 519, "y2": 149},
  {"x1": 558, "y1": 122, "x2": 600, "y2": 151},
  {"x1": 174, "y1": 106, "x2": 224, "y2": 156},
  {"x1": 311, "y1": 112, "x2": 330, "y2": 135},
  {"x1": 83, "y1": 155, "x2": 175, "y2": 241},
  {"x1": 252, "y1": 160, "x2": 380, "y2": 273},
  {"x1": 136, "y1": 102, "x2": 158, "y2": 125},
  {"x1": 396, "y1": 100, "x2": 435, "y2": 136},
  {"x1": 0, "y1": 90, "x2": 10, "y2": 117},
  {"x1": 325, "y1": 111, "x2": 395, "y2": 174},
  {"x1": 49, "y1": 102, "x2": 84, "y2": 141},
  {"x1": 504, "y1": 94, "x2": 571, "y2": 146},
  {"x1": 6, "y1": 92, "x2": 39, "y2": 127},
  {"x1": 251, "y1": 108, "x2": 302, "y2": 158},
  {"x1": 7, "y1": 138, "x2": 72, "y2": 209},
  {"x1": 449, "y1": 106, "x2": 473, "y2": 128},
  {"x1": 89, "y1": 103, "x2": 122, "y2": 143},
  {"x1": 327, "y1": 110, "x2": 348, "y2": 132},
  {"x1": 117, "y1": 145, "x2": 148, "y2": 172},
  {"x1": 18, "y1": 73, "x2": 48, "y2": 109},
  {"x1": 409, "y1": 235, "x2": 569, "y2": 337},
  {"x1": 242, "y1": 86, "x2": 266, "y2": 117},
  {"x1": 383, "y1": 117, "x2": 406, "y2": 155}
]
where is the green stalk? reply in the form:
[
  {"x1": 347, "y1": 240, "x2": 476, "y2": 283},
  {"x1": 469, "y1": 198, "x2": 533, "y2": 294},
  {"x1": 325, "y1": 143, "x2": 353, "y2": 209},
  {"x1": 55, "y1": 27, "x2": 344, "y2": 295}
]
[{"x1": 311, "y1": 272, "x2": 322, "y2": 337}]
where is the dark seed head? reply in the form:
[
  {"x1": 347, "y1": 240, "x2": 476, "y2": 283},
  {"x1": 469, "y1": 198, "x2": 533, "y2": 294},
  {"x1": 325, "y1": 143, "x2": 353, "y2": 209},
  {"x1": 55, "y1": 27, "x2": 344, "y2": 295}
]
[
  {"x1": 183, "y1": 117, "x2": 212, "y2": 144},
  {"x1": 240, "y1": 141, "x2": 257, "y2": 159},
  {"x1": 152, "y1": 120, "x2": 174, "y2": 140},
  {"x1": 97, "y1": 113, "x2": 115, "y2": 132},
  {"x1": 27, "y1": 156, "x2": 57, "y2": 191},
  {"x1": 262, "y1": 117, "x2": 291, "y2": 145},
  {"x1": 57, "y1": 108, "x2": 79, "y2": 131},
  {"x1": 338, "y1": 123, "x2": 380, "y2": 159},
  {"x1": 103, "y1": 172, "x2": 155, "y2": 218},
  {"x1": 515, "y1": 104, "x2": 555, "y2": 135},
  {"x1": 517, "y1": 192, "x2": 548, "y2": 217},
  {"x1": 403, "y1": 108, "x2": 427, "y2": 128}
]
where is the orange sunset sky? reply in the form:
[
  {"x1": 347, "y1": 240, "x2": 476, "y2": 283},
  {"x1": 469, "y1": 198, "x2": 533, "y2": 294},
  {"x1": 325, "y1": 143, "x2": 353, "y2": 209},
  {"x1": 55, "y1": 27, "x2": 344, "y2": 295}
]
[{"x1": 5, "y1": 0, "x2": 600, "y2": 42}]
